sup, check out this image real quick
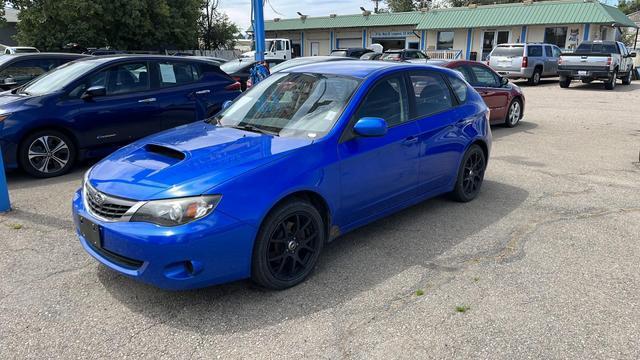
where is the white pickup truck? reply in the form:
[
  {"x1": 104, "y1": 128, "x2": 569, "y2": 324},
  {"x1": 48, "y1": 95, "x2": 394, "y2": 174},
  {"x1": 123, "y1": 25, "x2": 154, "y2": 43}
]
[
  {"x1": 558, "y1": 40, "x2": 636, "y2": 90},
  {"x1": 241, "y1": 38, "x2": 294, "y2": 60}
]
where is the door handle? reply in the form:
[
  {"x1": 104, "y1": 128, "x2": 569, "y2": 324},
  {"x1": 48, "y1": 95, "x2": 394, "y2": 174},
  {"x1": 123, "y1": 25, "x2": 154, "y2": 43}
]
[
  {"x1": 194, "y1": 89, "x2": 211, "y2": 95},
  {"x1": 402, "y1": 136, "x2": 419, "y2": 146},
  {"x1": 138, "y1": 98, "x2": 156, "y2": 103}
]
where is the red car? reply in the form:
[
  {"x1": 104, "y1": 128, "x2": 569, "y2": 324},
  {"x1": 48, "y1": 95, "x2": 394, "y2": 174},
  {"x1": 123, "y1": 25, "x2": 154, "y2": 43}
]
[{"x1": 436, "y1": 60, "x2": 525, "y2": 127}]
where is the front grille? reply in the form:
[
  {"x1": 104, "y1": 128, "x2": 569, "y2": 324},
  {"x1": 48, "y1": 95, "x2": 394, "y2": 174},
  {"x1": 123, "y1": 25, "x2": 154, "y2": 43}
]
[
  {"x1": 86, "y1": 240, "x2": 144, "y2": 269},
  {"x1": 85, "y1": 183, "x2": 137, "y2": 221}
]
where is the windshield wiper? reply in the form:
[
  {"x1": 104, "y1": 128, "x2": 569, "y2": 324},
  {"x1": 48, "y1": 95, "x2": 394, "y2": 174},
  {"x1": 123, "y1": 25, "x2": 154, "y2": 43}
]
[{"x1": 229, "y1": 124, "x2": 279, "y2": 136}]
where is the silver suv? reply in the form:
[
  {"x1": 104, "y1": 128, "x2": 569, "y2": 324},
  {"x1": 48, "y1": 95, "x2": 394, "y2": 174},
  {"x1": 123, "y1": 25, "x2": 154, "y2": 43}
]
[{"x1": 488, "y1": 43, "x2": 562, "y2": 86}]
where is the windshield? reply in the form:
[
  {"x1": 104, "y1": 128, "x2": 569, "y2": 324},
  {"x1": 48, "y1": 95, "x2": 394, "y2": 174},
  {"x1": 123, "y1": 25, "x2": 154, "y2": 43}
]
[
  {"x1": 330, "y1": 50, "x2": 347, "y2": 57},
  {"x1": 220, "y1": 59, "x2": 252, "y2": 74},
  {"x1": 491, "y1": 46, "x2": 524, "y2": 57},
  {"x1": 21, "y1": 60, "x2": 97, "y2": 96},
  {"x1": 575, "y1": 42, "x2": 618, "y2": 54},
  {"x1": 15, "y1": 48, "x2": 39, "y2": 53},
  {"x1": 214, "y1": 72, "x2": 361, "y2": 138}
]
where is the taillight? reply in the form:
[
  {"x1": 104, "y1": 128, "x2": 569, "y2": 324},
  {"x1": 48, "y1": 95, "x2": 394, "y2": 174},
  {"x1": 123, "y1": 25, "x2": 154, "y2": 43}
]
[
  {"x1": 232, "y1": 76, "x2": 241, "y2": 82},
  {"x1": 225, "y1": 81, "x2": 241, "y2": 91},
  {"x1": 521, "y1": 56, "x2": 528, "y2": 68},
  {"x1": 558, "y1": 57, "x2": 563, "y2": 65},
  {"x1": 606, "y1": 57, "x2": 612, "y2": 66},
  {"x1": 246, "y1": 78, "x2": 253, "y2": 89}
]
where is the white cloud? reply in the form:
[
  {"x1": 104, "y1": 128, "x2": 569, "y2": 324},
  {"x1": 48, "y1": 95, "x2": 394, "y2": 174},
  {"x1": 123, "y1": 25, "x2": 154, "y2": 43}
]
[{"x1": 217, "y1": 0, "x2": 374, "y2": 32}]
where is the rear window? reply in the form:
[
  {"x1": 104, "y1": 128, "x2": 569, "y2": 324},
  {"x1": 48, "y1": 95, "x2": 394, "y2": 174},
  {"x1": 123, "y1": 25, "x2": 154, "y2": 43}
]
[
  {"x1": 491, "y1": 46, "x2": 524, "y2": 57},
  {"x1": 527, "y1": 46, "x2": 543, "y2": 57},
  {"x1": 575, "y1": 42, "x2": 619, "y2": 54},
  {"x1": 220, "y1": 60, "x2": 251, "y2": 74}
]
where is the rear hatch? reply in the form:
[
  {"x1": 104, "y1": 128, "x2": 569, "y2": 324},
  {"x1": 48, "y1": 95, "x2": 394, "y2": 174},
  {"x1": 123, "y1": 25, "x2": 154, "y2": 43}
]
[{"x1": 489, "y1": 45, "x2": 524, "y2": 72}]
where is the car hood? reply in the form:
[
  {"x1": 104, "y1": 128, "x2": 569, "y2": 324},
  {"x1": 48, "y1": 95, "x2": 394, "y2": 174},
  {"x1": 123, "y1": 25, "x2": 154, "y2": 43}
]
[
  {"x1": 88, "y1": 122, "x2": 314, "y2": 200},
  {"x1": 0, "y1": 93, "x2": 28, "y2": 108}
]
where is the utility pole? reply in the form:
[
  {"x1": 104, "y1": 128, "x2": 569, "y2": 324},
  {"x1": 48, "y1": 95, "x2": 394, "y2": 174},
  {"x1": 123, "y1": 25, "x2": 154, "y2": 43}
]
[
  {"x1": 371, "y1": 0, "x2": 381, "y2": 13},
  {"x1": 252, "y1": 0, "x2": 265, "y2": 61}
]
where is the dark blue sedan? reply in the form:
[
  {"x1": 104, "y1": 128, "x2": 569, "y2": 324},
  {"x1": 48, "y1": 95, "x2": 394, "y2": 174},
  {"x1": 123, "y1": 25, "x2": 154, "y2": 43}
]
[
  {"x1": 0, "y1": 55, "x2": 240, "y2": 177},
  {"x1": 73, "y1": 61, "x2": 491, "y2": 290}
]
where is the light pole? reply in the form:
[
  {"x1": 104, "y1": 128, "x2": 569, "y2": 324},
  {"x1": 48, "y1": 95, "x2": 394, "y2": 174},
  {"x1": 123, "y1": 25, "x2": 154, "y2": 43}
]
[
  {"x1": 253, "y1": 0, "x2": 265, "y2": 61},
  {"x1": 0, "y1": 147, "x2": 10, "y2": 212}
]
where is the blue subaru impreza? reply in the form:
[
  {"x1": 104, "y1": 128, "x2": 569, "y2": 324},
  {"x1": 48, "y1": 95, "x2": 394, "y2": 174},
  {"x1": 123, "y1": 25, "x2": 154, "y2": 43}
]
[{"x1": 72, "y1": 61, "x2": 491, "y2": 290}]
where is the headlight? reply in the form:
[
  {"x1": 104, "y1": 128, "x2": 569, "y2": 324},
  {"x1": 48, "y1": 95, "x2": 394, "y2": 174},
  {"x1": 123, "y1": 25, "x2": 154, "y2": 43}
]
[
  {"x1": 0, "y1": 113, "x2": 10, "y2": 122},
  {"x1": 130, "y1": 195, "x2": 221, "y2": 226}
]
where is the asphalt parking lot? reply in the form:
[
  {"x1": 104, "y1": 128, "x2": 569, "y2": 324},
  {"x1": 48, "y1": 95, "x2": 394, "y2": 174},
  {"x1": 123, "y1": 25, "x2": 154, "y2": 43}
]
[{"x1": 1, "y1": 79, "x2": 639, "y2": 359}]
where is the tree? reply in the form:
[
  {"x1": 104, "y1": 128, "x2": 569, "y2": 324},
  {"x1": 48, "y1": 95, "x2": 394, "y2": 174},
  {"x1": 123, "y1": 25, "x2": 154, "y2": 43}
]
[
  {"x1": 386, "y1": 0, "x2": 418, "y2": 12},
  {"x1": 618, "y1": 0, "x2": 640, "y2": 15},
  {"x1": 199, "y1": 0, "x2": 239, "y2": 50},
  {"x1": 10, "y1": 0, "x2": 200, "y2": 51}
]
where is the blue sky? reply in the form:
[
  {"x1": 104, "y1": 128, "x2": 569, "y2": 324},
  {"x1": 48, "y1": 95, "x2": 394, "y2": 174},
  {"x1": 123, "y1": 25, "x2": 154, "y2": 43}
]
[
  {"x1": 218, "y1": 0, "x2": 374, "y2": 31},
  {"x1": 218, "y1": 0, "x2": 622, "y2": 32}
]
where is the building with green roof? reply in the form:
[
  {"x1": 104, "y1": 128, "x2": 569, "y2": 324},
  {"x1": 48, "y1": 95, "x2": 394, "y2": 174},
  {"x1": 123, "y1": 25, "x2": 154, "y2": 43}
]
[{"x1": 260, "y1": 0, "x2": 637, "y2": 60}]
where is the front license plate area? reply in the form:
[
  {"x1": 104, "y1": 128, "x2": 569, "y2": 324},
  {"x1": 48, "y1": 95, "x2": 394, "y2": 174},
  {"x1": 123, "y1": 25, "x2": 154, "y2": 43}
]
[{"x1": 79, "y1": 216, "x2": 102, "y2": 249}]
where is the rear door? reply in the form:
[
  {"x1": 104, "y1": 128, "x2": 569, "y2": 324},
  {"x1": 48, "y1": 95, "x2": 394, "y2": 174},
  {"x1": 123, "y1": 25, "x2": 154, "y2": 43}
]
[
  {"x1": 408, "y1": 70, "x2": 462, "y2": 191},
  {"x1": 544, "y1": 45, "x2": 558, "y2": 75}
]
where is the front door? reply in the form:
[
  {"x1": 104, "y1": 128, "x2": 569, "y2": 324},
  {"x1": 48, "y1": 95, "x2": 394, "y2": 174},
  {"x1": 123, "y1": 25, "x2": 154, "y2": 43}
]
[
  {"x1": 337, "y1": 74, "x2": 420, "y2": 226},
  {"x1": 466, "y1": 64, "x2": 510, "y2": 121},
  {"x1": 61, "y1": 61, "x2": 160, "y2": 149},
  {"x1": 310, "y1": 42, "x2": 320, "y2": 56}
]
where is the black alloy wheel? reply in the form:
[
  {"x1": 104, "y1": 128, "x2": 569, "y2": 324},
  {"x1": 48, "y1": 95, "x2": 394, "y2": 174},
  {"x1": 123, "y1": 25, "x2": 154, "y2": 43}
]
[
  {"x1": 252, "y1": 199, "x2": 325, "y2": 290},
  {"x1": 451, "y1": 145, "x2": 486, "y2": 202}
]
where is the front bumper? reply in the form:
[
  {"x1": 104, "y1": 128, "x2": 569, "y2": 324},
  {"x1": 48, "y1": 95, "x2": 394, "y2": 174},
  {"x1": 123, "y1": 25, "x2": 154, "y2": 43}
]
[
  {"x1": 0, "y1": 138, "x2": 18, "y2": 169},
  {"x1": 72, "y1": 190, "x2": 258, "y2": 290}
]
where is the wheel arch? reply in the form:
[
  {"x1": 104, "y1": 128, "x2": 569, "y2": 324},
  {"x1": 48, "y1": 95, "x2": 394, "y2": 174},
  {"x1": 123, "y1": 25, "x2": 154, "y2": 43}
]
[
  {"x1": 18, "y1": 123, "x2": 80, "y2": 155},
  {"x1": 263, "y1": 189, "x2": 333, "y2": 242}
]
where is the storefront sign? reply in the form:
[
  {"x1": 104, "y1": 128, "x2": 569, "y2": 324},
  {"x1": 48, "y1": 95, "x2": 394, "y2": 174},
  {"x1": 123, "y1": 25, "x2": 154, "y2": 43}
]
[{"x1": 371, "y1": 31, "x2": 414, "y2": 38}]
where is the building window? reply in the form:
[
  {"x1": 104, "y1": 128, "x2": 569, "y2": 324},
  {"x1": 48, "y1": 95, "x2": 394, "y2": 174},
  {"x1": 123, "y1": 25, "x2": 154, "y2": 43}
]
[
  {"x1": 437, "y1": 31, "x2": 455, "y2": 50},
  {"x1": 544, "y1": 27, "x2": 568, "y2": 48}
]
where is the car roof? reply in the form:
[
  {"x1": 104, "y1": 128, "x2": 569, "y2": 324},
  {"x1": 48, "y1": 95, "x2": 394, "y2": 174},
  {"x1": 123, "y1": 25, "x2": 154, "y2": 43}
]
[
  {"x1": 0, "y1": 52, "x2": 87, "y2": 58},
  {"x1": 71, "y1": 54, "x2": 225, "y2": 65},
  {"x1": 285, "y1": 60, "x2": 454, "y2": 79}
]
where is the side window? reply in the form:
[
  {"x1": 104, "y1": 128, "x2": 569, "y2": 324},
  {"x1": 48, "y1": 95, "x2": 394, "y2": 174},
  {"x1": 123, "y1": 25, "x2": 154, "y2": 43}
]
[
  {"x1": 552, "y1": 46, "x2": 562, "y2": 58},
  {"x1": 409, "y1": 72, "x2": 453, "y2": 118},
  {"x1": 416, "y1": 52, "x2": 426, "y2": 59},
  {"x1": 451, "y1": 65, "x2": 474, "y2": 83},
  {"x1": 544, "y1": 46, "x2": 553, "y2": 57},
  {"x1": 0, "y1": 59, "x2": 58, "y2": 84},
  {"x1": 72, "y1": 62, "x2": 150, "y2": 97},
  {"x1": 158, "y1": 61, "x2": 201, "y2": 87},
  {"x1": 469, "y1": 65, "x2": 499, "y2": 87},
  {"x1": 527, "y1": 45, "x2": 542, "y2": 57},
  {"x1": 355, "y1": 75, "x2": 408, "y2": 127},
  {"x1": 448, "y1": 76, "x2": 468, "y2": 103},
  {"x1": 276, "y1": 40, "x2": 285, "y2": 51}
]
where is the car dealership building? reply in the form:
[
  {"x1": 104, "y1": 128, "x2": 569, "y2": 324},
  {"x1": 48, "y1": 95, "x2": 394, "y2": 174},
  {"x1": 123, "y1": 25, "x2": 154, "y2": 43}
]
[{"x1": 262, "y1": 0, "x2": 637, "y2": 60}]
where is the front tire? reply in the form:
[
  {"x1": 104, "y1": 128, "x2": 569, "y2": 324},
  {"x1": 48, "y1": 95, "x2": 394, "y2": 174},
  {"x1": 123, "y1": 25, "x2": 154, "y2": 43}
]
[
  {"x1": 622, "y1": 70, "x2": 632, "y2": 85},
  {"x1": 450, "y1": 145, "x2": 486, "y2": 202},
  {"x1": 504, "y1": 99, "x2": 522, "y2": 128},
  {"x1": 18, "y1": 130, "x2": 76, "y2": 178},
  {"x1": 252, "y1": 199, "x2": 325, "y2": 290}
]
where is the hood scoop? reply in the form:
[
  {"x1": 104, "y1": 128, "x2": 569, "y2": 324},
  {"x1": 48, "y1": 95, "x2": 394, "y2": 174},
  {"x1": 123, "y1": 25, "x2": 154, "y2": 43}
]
[{"x1": 144, "y1": 144, "x2": 186, "y2": 160}]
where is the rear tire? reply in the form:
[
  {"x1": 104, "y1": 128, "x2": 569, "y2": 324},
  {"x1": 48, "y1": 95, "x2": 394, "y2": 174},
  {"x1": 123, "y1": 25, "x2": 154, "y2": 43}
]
[
  {"x1": 559, "y1": 77, "x2": 571, "y2": 88},
  {"x1": 527, "y1": 68, "x2": 541, "y2": 86},
  {"x1": 604, "y1": 70, "x2": 617, "y2": 90},
  {"x1": 504, "y1": 99, "x2": 522, "y2": 128},
  {"x1": 252, "y1": 199, "x2": 325, "y2": 290},
  {"x1": 621, "y1": 70, "x2": 632, "y2": 85},
  {"x1": 450, "y1": 145, "x2": 486, "y2": 203},
  {"x1": 18, "y1": 130, "x2": 76, "y2": 178}
]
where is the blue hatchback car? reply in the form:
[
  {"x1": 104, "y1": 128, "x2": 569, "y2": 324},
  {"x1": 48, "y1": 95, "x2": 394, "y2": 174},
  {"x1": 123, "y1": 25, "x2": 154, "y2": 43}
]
[
  {"x1": 0, "y1": 55, "x2": 240, "y2": 177},
  {"x1": 73, "y1": 61, "x2": 492, "y2": 290}
]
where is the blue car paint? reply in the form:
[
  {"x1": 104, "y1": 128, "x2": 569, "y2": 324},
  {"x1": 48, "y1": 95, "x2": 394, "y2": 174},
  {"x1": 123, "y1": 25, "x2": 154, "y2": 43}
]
[
  {"x1": 73, "y1": 61, "x2": 491, "y2": 290},
  {"x1": 0, "y1": 56, "x2": 240, "y2": 169}
]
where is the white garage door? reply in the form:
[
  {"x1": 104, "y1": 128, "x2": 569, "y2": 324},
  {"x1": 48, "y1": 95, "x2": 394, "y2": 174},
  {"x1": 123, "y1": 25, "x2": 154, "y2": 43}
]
[{"x1": 337, "y1": 38, "x2": 362, "y2": 48}]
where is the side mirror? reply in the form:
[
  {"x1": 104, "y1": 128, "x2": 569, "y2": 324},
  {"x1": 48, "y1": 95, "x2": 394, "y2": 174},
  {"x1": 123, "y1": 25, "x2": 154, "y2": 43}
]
[
  {"x1": 500, "y1": 76, "x2": 509, "y2": 86},
  {"x1": 81, "y1": 85, "x2": 106, "y2": 100},
  {"x1": 629, "y1": 52, "x2": 636, "y2": 58},
  {"x1": 222, "y1": 100, "x2": 233, "y2": 110},
  {"x1": 353, "y1": 117, "x2": 387, "y2": 137}
]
